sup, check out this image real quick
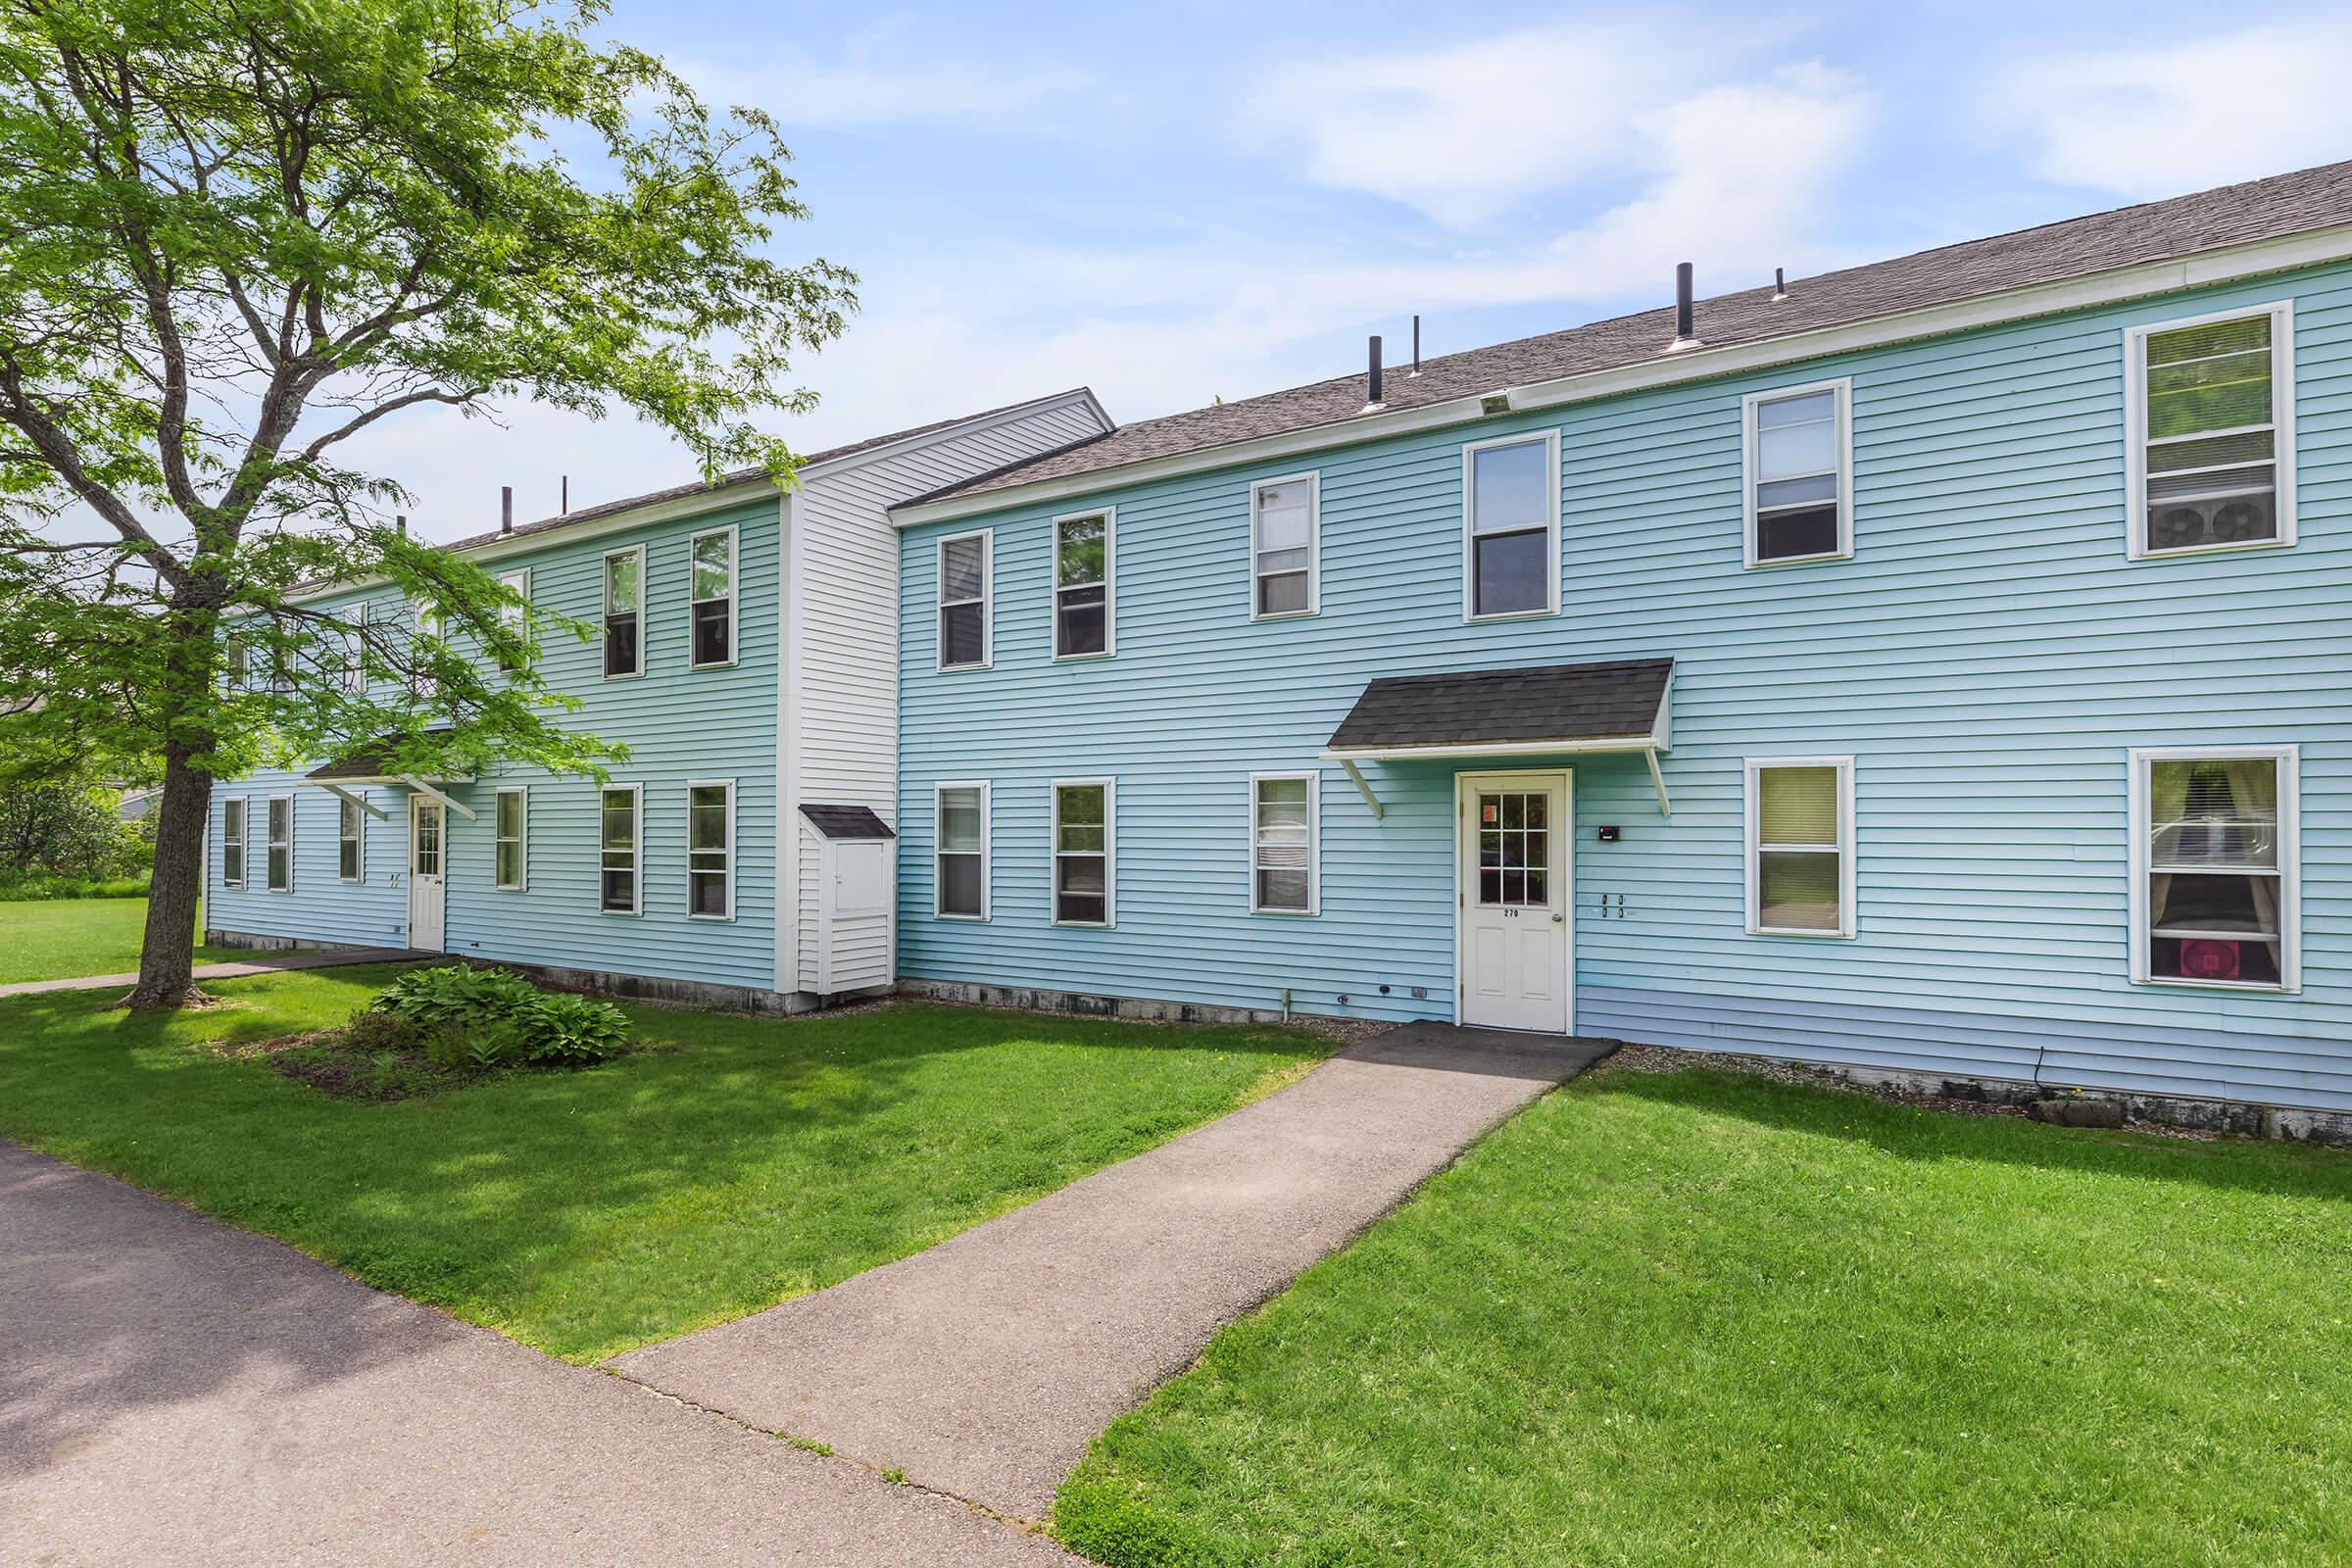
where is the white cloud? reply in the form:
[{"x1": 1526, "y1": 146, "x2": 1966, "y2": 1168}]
[
  {"x1": 675, "y1": 24, "x2": 1091, "y2": 128},
  {"x1": 1994, "y1": 23, "x2": 2352, "y2": 198},
  {"x1": 1240, "y1": 22, "x2": 1858, "y2": 227}
]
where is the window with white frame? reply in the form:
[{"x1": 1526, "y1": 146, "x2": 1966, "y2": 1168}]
[
  {"x1": 496, "y1": 569, "x2": 530, "y2": 672},
  {"x1": 1054, "y1": 512, "x2": 1112, "y2": 658},
  {"x1": 1052, "y1": 780, "x2": 1112, "y2": 925},
  {"x1": 1251, "y1": 474, "x2": 1319, "y2": 618},
  {"x1": 223, "y1": 635, "x2": 249, "y2": 692},
  {"x1": 600, "y1": 785, "x2": 641, "y2": 912},
  {"x1": 935, "y1": 782, "x2": 989, "y2": 918},
  {"x1": 604, "y1": 547, "x2": 643, "y2": 678},
  {"x1": 2132, "y1": 746, "x2": 2297, "y2": 989},
  {"x1": 2128, "y1": 304, "x2": 2294, "y2": 558},
  {"x1": 408, "y1": 601, "x2": 441, "y2": 701},
  {"x1": 221, "y1": 798, "x2": 246, "y2": 888},
  {"x1": 687, "y1": 781, "x2": 733, "y2": 917},
  {"x1": 938, "y1": 532, "x2": 991, "y2": 669},
  {"x1": 338, "y1": 796, "x2": 364, "y2": 882},
  {"x1": 1744, "y1": 758, "x2": 1853, "y2": 937},
  {"x1": 342, "y1": 603, "x2": 368, "y2": 693},
  {"x1": 689, "y1": 528, "x2": 734, "y2": 667},
  {"x1": 494, "y1": 787, "x2": 526, "y2": 891},
  {"x1": 1250, "y1": 773, "x2": 1318, "y2": 913},
  {"x1": 1463, "y1": 433, "x2": 1557, "y2": 618},
  {"x1": 266, "y1": 795, "x2": 293, "y2": 893},
  {"x1": 1743, "y1": 380, "x2": 1851, "y2": 565}
]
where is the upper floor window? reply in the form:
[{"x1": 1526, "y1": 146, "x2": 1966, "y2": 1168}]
[
  {"x1": 1054, "y1": 511, "x2": 1112, "y2": 659},
  {"x1": 1462, "y1": 432, "x2": 1558, "y2": 619},
  {"x1": 1251, "y1": 474, "x2": 1319, "y2": 618},
  {"x1": 1052, "y1": 779, "x2": 1113, "y2": 925},
  {"x1": 222, "y1": 634, "x2": 249, "y2": 693},
  {"x1": 2127, "y1": 304, "x2": 2295, "y2": 559},
  {"x1": 342, "y1": 604, "x2": 368, "y2": 693},
  {"x1": 938, "y1": 531, "x2": 992, "y2": 670},
  {"x1": 935, "y1": 781, "x2": 989, "y2": 918},
  {"x1": 408, "y1": 601, "x2": 442, "y2": 702},
  {"x1": 1742, "y1": 379, "x2": 1851, "y2": 566},
  {"x1": 2130, "y1": 746, "x2": 2297, "y2": 990},
  {"x1": 1744, "y1": 757, "x2": 1853, "y2": 938},
  {"x1": 604, "y1": 546, "x2": 643, "y2": 678},
  {"x1": 690, "y1": 528, "x2": 735, "y2": 667},
  {"x1": 496, "y1": 570, "x2": 529, "y2": 672},
  {"x1": 220, "y1": 798, "x2": 246, "y2": 888}
]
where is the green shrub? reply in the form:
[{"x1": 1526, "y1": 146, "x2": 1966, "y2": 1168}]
[
  {"x1": 0, "y1": 873, "x2": 149, "y2": 901},
  {"x1": 369, "y1": 964, "x2": 538, "y2": 1031},
  {"x1": 342, "y1": 1009, "x2": 417, "y2": 1054},
  {"x1": 512, "y1": 992, "x2": 632, "y2": 1064}
]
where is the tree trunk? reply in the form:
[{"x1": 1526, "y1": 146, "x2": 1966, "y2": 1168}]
[{"x1": 126, "y1": 743, "x2": 212, "y2": 1008}]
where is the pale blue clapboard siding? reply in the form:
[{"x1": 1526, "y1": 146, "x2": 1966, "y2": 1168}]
[
  {"x1": 207, "y1": 492, "x2": 781, "y2": 991},
  {"x1": 898, "y1": 262, "x2": 2352, "y2": 1109}
]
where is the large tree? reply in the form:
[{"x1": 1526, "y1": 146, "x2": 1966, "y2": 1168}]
[{"x1": 0, "y1": 0, "x2": 854, "y2": 1004}]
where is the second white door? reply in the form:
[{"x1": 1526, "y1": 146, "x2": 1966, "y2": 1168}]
[
  {"x1": 409, "y1": 796, "x2": 446, "y2": 952},
  {"x1": 1457, "y1": 771, "x2": 1571, "y2": 1033}
]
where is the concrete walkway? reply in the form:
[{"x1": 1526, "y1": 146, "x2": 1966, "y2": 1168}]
[
  {"x1": 0, "y1": 1140, "x2": 1075, "y2": 1567},
  {"x1": 614, "y1": 1023, "x2": 1610, "y2": 1520},
  {"x1": 0, "y1": 946, "x2": 421, "y2": 998}
]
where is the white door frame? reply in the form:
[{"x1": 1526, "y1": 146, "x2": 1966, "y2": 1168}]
[
  {"x1": 408, "y1": 793, "x2": 447, "y2": 953},
  {"x1": 1452, "y1": 767, "x2": 1574, "y2": 1034}
]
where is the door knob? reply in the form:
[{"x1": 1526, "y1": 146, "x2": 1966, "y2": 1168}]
[{"x1": 1550, "y1": 911, "x2": 1564, "y2": 923}]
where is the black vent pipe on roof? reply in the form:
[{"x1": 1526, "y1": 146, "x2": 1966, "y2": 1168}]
[
  {"x1": 1411, "y1": 315, "x2": 1422, "y2": 376},
  {"x1": 501, "y1": 485, "x2": 514, "y2": 534},
  {"x1": 1675, "y1": 262, "x2": 1694, "y2": 340},
  {"x1": 1367, "y1": 334, "x2": 1384, "y2": 406},
  {"x1": 1774, "y1": 267, "x2": 1788, "y2": 302}
]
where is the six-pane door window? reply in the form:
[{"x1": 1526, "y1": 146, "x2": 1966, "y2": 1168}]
[
  {"x1": 936, "y1": 784, "x2": 988, "y2": 917},
  {"x1": 1054, "y1": 513, "x2": 1111, "y2": 657},
  {"x1": 1746, "y1": 760, "x2": 1851, "y2": 936},
  {"x1": 338, "y1": 797, "x2": 363, "y2": 882},
  {"x1": 690, "y1": 529, "x2": 734, "y2": 667},
  {"x1": 1464, "y1": 435, "x2": 1555, "y2": 617},
  {"x1": 1250, "y1": 775, "x2": 1316, "y2": 912},
  {"x1": 604, "y1": 548, "x2": 643, "y2": 677},
  {"x1": 688, "y1": 782, "x2": 732, "y2": 917},
  {"x1": 939, "y1": 533, "x2": 991, "y2": 669},
  {"x1": 1746, "y1": 383, "x2": 1847, "y2": 564},
  {"x1": 495, "y1": 788, "x2": 526, "y2": 890},
  {"x1": 1251, "y1": 476, "x2": 1317, "y2": 617},
  {"x1": 2132, "y1": 307, "x2": 2290, "y2": 556},
  {"x1": 600, "y1": 786, "x2": 639, "y2": 912},
  {"x1": 221, "y1": 799, "x2": 246, "y2": 887},
  {"x1": 2135, "y1": 750, "x2": 2294, "y2": 988},
  {"x1": 1052, "y1": 781, "x2": 1111, "y2": 924},
  {"x1": 266, "y1": 796, "x2": 293, "y2": 892}
]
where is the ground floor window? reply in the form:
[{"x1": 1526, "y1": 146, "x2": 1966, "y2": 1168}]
[
  {"x1": 688, "y1": 781, "x2": 733, "y2": 918},
  {"x1": 2132, "y1": 746, "x2": 2297, "y2": 989},
  {"x1": 338, "y1": 796, "x2": 364, "y2": 882},
  {"x1": 1052, "y1": 779, "x2": 1113, "y2": 926},
  {"x1": 221, "y1": 799, "x2": 246, "y2": 888},
  {"x1": 600, "y1": 785, "x2": 640, "y2": 913},
  {"x1": 936, "y1": 782, "x2": 989, "y2": 918},
  {"x1": 495, "y1": 787, "x2": 526, "y2": 891},
  {"x1": 1744, "y1": 757, "x2": 1853, "y2": 937},
  {"x1": 1250, "y1": 773, "x2": 1317, "y2": 913},
  {"x1": 266, "y1": 796, "x2": 293, "y2": 893}
]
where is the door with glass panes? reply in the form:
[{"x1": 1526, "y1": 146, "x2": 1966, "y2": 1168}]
[{"x1": 1456, "y1": 771, "x2": 1571, "y2": 1033}]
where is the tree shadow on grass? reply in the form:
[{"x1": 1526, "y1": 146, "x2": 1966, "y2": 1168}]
[{"x1": 1573, "y1": 1063, "x2": 2352, "y2": 1204}]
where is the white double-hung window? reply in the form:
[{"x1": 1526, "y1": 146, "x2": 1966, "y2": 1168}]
[
  {"x1": 689, "y1": 527, "x2": 735, "y2": 668},
  {"x1": 1250, "y1": 474, "x2": 1318, "y2": 618},
  {"x1": 1744, "y1": 758, "x2": 1854, "y2": 937},
  {"x1": 687, "y1": 780, "x2": 734, "y2": 918},
  {"x1": 1250, "y1": 773, "x2": 1318, "y2": 913},
  {"x1": 1051, "y1": 779, "x2": 1113, "y2": 925},
  {"x1": 2127, "y1": 303, "x2": 2294, "y2": 558},
  {"x1": 1743, "y1": 379, "x2": 1851, "y2": 565},
  {"x1": 1054, "y1": 512, "x2": 1112, "y2": 658},
  {"x1": 266, "y1": 795, "x2": 294, "y2": 893},
  {"x1": 600, "y1": 785, "x2": 641, "y2": 913},
  {"x1": 494, "y1": 787, "x2": 527, "y2": 891},
  {"x1": 1462, "y1": 432, "x2": 1558, "y2": 618},
  {"x1": 603, "y1": 546, "x2": 644, "y2": 678},
  {"x1": 2131, "y1": 746, "x2": 2297, "y2": 990},
  {"x1": 935, "y1": 782, "x2": 989, "y2": 919},
  {"x1": 220, "y1": 799, "x2": 247, "y2": 888},
  {"x1": 938, "y1": 531, "x2": 992, "y2": 670},
  {"x1": 338, "y1": 796, "x2": 364, "y2": 882}
]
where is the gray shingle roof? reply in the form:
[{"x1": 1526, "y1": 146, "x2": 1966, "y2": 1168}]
[
  {"x1": 800, "y1": 803, "x2": 895, "y2": 839},
  {"x1": 304, "y1": 728, "x2": 453, "y2": 782},
  {"x1": 1327, "y1": 660, "x2": 1673, "y2": 753},
  {"x1": 912, "y1": 159, "x2": 2352, "y2": 507}
]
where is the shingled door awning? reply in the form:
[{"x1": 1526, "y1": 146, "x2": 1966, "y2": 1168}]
[
  {"x1": 302, "y1": 731, "x2": 476, "y2": 820},
  {"x1": 1320, "y1": 658, "x2": 1676, "y2": 816}
]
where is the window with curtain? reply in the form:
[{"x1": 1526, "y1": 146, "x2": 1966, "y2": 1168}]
[
  {"x1": 1251, "y1": 775, "x2": 1316, "y2": 912},
  {"x1": 1465, "y1": 435, "x2": 1553, "y2": 617},
  {"x1": 600, "y1": 786, "x2": 639, "y2": 912},
  {"x1": 2140, "y1": 752, "x2": 2290, "y2": 987},
  {"x1": 338, "y1": 796, "x2": 363, "y2": 882},
  {"x1": 2134, "y1": 308, "x2": 2287, "y2": 556},
  {"x1": 690, "y1": 530, "x2": 734, "y2": 667},
  {"x1": 1251, "y1": 476, "x2": 1317, "y2": 617},
  {"x1": 936, "y1": 784, "x2": 987, "y2": 917},
  {"x1": 938, "y1": 533, "x2": 990, "y2": 669},
  {"x1": 221, "y1": 799, "x2": 246, "y2": 888},
  {"x1": 604, "y1": 548, "x2": 642, "y2": 677},
  {"x1": 495, "y1": 788, "x2": 526, "y2": 891},
  {"x1": 1747, "y1": 383, "x2": 1847, "y2": 564},
  {"x1": 1054, "y1": 513, "x2": 1110, "y2": 657},
  {"x1": 1747, "y1": 759, "x2": 1850, "y2": 936},
  {"x1": 1053, "y1": 781, "x2": 1111, "y2": 924},
  {"x1": 688, "y1": 782, "x2": 732, "y2": 917}
]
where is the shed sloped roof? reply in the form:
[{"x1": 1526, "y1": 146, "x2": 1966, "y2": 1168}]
[
  {"x1": 1326, "y1": 660, "x2": 1673, "y2": 754},
  {"x1": 800, "y1": 803, "x2": 895, "y2": 840}
]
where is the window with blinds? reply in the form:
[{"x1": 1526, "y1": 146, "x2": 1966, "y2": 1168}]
[
  {"x1": 2132, "y1": 305, "x2": 2292, "y2": 557},
  {"x1": 1746, "y1": 758, "x2": 1851, "y2": 936},
  {"x1": 1251, "y1": 476, "x2": 1318, "y2": 618},
  {"x1": 2133, "y1": 748, "x2": 2295, "y2": 989},
  {"x1": 938, "y1": 532, "x2": 990, "y2": 669},
  {"x1": 1250, "y1": 774, "x2": 1317, "y2": 913},
  {"x1": 1744, "y1": 380, "x2": 1850, "y2": 565}
]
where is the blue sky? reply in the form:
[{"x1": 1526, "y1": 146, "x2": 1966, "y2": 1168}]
[{"x1": 363, "y1": 2, "x2": 2352, "y2": 541}]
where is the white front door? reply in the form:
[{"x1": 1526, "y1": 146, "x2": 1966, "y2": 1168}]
[
  {"x1": 408, "y1": 796, "x2": 446, "y2": 953},
  {"x1": 1457, "y1": 770, "x2": 1572, "y2": 1033}
]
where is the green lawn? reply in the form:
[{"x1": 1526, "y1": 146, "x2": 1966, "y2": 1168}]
[
  {"x1": 1060, "y1": 1065, "x2": 2352, "y2": 1568},
  {"x1": 0, "y1": 967, "x2": 1324, "y2": 1361},
  {"x1": 0, "y1": 897, "x2": 239, "y2": 984}
]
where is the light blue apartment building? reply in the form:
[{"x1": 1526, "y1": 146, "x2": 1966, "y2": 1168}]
[{"x1": 892, "y1": 162, "x2": 2352, "y2": 1121}]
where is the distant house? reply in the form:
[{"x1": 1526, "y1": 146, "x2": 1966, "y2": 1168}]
[
  {"x1": 888, "y1": 162, "x2": 2352, "y2": 1121},
  {"x1": 202, "y1": 390, "x2": 1112, "y2": 1010}
]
